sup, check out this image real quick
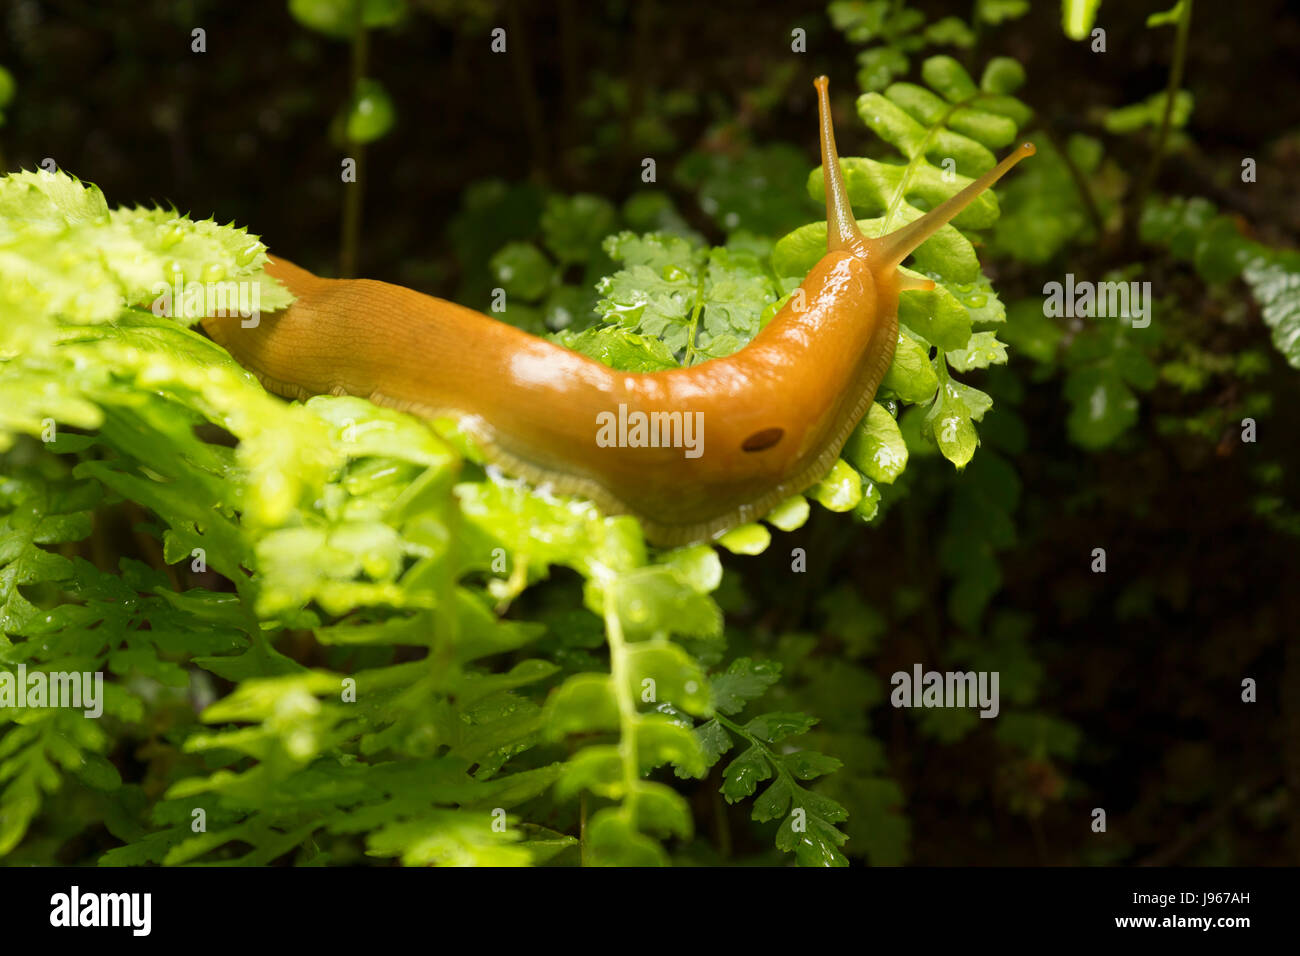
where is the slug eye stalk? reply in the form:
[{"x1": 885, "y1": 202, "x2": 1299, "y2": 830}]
[
  {"x1": 814, "y1": 74, "x2": 866, "y2": 255},
  {"x1": 812, "y1": 75, "x2": 1034, "y2": 281},
  {"x1": 873, "y1": 139, "x2": 1037, "y2": 270}
]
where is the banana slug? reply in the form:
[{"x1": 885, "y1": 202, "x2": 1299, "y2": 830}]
[{"x1": 202, "y1": 77, "x2": 1033, "y2": 547}]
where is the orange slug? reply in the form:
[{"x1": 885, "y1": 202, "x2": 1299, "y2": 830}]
[{"x1": 203, "y1": 77, "x2": 1033, "y2": 547}]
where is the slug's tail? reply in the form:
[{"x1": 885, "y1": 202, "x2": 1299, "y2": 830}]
[
  {"x1": 261, "y1": 256, "x2": 319, "y2": 296},
  {"x1": 201, "y1": 256, "x2": 317, "y2": 340},
  {"x1": 872, "y1": 141, "x2": 1036, "y2": 270},
  {"x1": 201, "y1": 256, "x2": 322, "y2": 397},
  {"x1": 814, "y1": 76, "x2": 865, "y2": 253}
]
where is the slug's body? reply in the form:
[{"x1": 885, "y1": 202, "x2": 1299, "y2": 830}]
[{"x1": 204, "y1": 78, "x2": 1032, "y2": 546}]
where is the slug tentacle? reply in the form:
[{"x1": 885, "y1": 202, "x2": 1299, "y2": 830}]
[
  {"x1": 814, "y1": 75, "x2": 865, "y2": 254},
  {"x1": 874, "y1": 141, "x2": 1037, "y2": 269}
]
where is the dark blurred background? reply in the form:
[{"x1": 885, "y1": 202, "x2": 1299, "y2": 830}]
[
  {"x1": 4, "y1": 0, "x2": 1299, "y2": 865},
  {"x1": 6, "y1": 0, "x2": 1299, "y2": 280}
]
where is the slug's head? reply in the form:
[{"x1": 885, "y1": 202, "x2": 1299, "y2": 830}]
[{"x1": 813, "y1": 75, "x2": 1034, "y2": 286}]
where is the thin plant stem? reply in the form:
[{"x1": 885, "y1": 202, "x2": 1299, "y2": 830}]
[
  {"x1": 1044, "y1": 125, "x2": 1104, "y2": 238},
  {"x1": 1129, "y1": 0, "x2": 1194, "y2": 238},
  {"x1": 339, "y1": 18, "x2": 369, "y2": 278},
  {"x1": 507, "y1": 0, "x2": 548, "y2": 182}
]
